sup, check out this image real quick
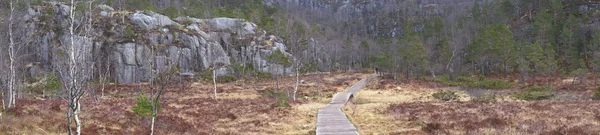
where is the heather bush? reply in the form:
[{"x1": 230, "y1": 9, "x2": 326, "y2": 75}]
[
  {"x1": 592, "y1": 87, "x2": 600, "y2": 100},
  {"x1": 432, "y1": 90, "x2": 459, "y2": 101},
  {"x1": 434, "y1": 76, "x2": 513, "y2": 89},
  {"x1": 512, "y1": 86, "x2": 554, "y2": 100}
]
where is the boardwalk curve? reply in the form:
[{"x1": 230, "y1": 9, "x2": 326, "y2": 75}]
[{"x1": 316, "y1": 75, "x2": 373, "y2": 135}]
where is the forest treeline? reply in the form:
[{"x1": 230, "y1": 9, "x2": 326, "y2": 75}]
[
  {"x1": 141, "y1": 0, "x2": 600, "y2": 85},
  {"x1": 346, "y1": 0, "x2": 600, "y2": 85}
]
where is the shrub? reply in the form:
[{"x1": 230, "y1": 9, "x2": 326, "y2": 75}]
[
  {"x1": 125, "y1": 25, "x2": 136, "y2": 40},
  {"x1": 160, "y1": 6, "x2": 179, "y2": 18},
  {"x1": 513, "y1": 91, "x2": 554, "y2": 100},
  {"x1": 259, "y1": 89, "x2": 290, "y2": 107},
  {"x1": 592, "y1": 87, "x2": 600, "y2": 100},
  {"x1": 131, "y1": 92, "x2": 153, "y2": 117},
  {"x1": 275, "y1": 93, "x2": 290, "y2": 107},
  {"x1": 256, "y1": 71, "x2": 272, "y2": 79},
  {"x1": 522, "y1": 86, "x2": 553, "y2": 92},
  {"x1": 25, "y1": 73, "x2": 61, "y2": 96},
  {"x1": 434, "y1": 76, "x2": 513, "y2": 89},
  {"x1": 198, "y1": 71, "x2": 212, "y2": 81},
  {"x1": 432, "y1": 90, "x2": 459, "y2": 101},
  {"x1": 267, "y1": 49, "x2": 292, "y2": 67},
  {"x1": 471, "y1": 94, "x2": 496, "y2": 102},
  {"x1": 198, "y1": 71, "x2": 238, "y2": 83},
  {"x1": 512, "y1": 86, "x2": 554, "y2": 100},
  {"x1": 469, "y1": 79, "x2": 513, "y2": 89},
  {"x1": 299, "y1": 62, "x2": 317, "y2": 73},
  {"x1": 217, "y1": 75, "x2": 237, "y2": 83},
  {"x1": 44, "y1": 73, "x2": 61, "y2": 91},
  {"x1": 422, "y1": 122, "x2": 445, "y2": 133}
]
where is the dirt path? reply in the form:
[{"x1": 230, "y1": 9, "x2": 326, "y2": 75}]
[{"x1": 316, "y1": 75, "x2": 373, "y2": 135}]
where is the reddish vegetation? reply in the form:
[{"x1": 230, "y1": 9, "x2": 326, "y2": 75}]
[
  {"x1": 0, "y1": 73, "x2": 368, "y2": 134},
  {"x1": 388, "y1": 101, "x2": 600, "y2": 134},
  {"x1": 367, "y1": 78, "x2": 448, "y2": 90},
  {"x1": 3, "y1": 97, "x2": 281, "y2": 134},
  {"x1": 485, "y1": 73, "x2": 599, "y2": 92}
]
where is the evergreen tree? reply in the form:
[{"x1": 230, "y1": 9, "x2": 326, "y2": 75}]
[
  {"x1": 471, "y1": 0, "x2": 481, "y2": 21},
  {"x1": 558, "y1": 15, "x2": 580, "y2": 71},
  {"x1": 525, "y1": 41, "x2": 557, "y2": 85},
  {"x1": 433, "y1": 37, "x2": 451, "y2": 72},
  {"x1": 398, "y1": 34, "x2": 429, "y2": 78},
  {"x1": 533, "y1": 7, "x2": 553, "y2": 46},
  {"x1": 589, "y1": 30, "x2": 600, "y2": 84},
  {"x1": 525, "y1": 41, "x2": 547, "y2": 85},
  {"x1": 501, "y1": 0, "x2": 515, "y2": 19},
  {"x1": 468, "y1": 24, "x2": 517, "y2": 75},
  {"x1": 360, "y1": 40, "x2": 370, "y2": 67}
]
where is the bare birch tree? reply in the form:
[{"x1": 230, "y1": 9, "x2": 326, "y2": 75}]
[
  {"x1": 292, "y1": 65, "x2": 300, "y2": 101},
  {"x1": 50, "y1": 1, "x2": 95, "y2": 134},
  {"x1": 2, "y1": 0, "x2": 33, "y2": 111},
  {"x1": 210, "y1": 63, "x2": 227, "y2": 100},
  {"x1": 213, "y1": 67, "x2": 217, "y2": 99},
  {"x1": 4, "y1": 0, "x2": 18, "y2": 110},
  {"x1": 148, "y1": 68, "x2": 176, "y2": 135}
]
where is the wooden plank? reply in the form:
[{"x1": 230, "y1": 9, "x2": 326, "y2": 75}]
[{"x1": 315, "y1": 76, "x2": 373, "y2": 135}]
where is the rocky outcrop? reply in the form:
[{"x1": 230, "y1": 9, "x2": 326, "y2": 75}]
[
  {"x1": 129, "y1": 11, "x2": 181, "y2": 30},
  {"x1": 26, "y1": 3, "x2": 294, "y2": 84}
]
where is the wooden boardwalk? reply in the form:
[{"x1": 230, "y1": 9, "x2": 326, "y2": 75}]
[{"x1": 316, "y1": 76, "x2": 372, "y2": 135}]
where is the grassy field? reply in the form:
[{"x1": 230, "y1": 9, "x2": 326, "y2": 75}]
[
  {"x1": 344, "y1": 77, "x2": 600, "y2": 135},
  {"x1": 3, "y1": 73, "x2": 599, "y2": 134}
]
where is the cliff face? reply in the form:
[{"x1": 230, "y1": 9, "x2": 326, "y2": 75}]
[{"x1": 26, "y1": 3, "x2": 293, "y2": 84}]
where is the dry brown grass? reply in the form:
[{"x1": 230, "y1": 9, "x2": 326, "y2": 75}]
[
  {"x1": 276, "y1": 102, "x2": 327, "y2": 135},
  {"x1": 342, "y1": 77, "x2": 472, "y2": 134},
  {"x1": 0, "y1": 73, "x2": 369, "y2": 134},
  {"x1": 344, "y1": 77, "x2": 600, "y2": 135},
  {"x1": 389, "y1": 101, "x2": 600, "y2": 134}
]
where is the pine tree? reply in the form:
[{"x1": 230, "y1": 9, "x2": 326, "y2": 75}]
[
  {"x1": 360, "y1": 40, "x2": 370, "y2": 68},
  {"x1": 533, "y1": 7, "x2": 553, "y2": 46},
  {"x1": 525, "y1": 41, "x2": 547, "y2": 85},
  {"x1": 468, "y1": 24, "x2": 517, "y2": 75},
  {"x1": 558, "y1": 15, "x2": 580, "y2": 71},
  {"x1": 525, "y1": 41, "x2": 556, "y2": 86},
  {"x1": 501, "y1": 0, "x2": 515, "y2": 19},
  {"x1": 471, "y1": 0, "x2": 481, "y2": 21},
  {"x1": 589, "y1": 30, "x2": 600, "y2": 84},
  {"x1": 399, "y1": 34, "x2": 429, "y2": 78}
]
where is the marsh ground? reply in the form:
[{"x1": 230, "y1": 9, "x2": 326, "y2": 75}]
[
  {"x1": 3, "y1": 73, "x2": 599, "y2": 135},
  {"x1": 0, "y1": 73, "x2": 368, "y2": 135},
  {"x1": 344, "y1": 77, "x2": 600, "y2": 135}
]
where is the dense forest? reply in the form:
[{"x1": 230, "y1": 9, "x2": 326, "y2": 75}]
[
  {"x1": 119, "y1": 0, "x2": 600, "y2": 85},
  {"x1": 174, "y1": 0, "x2": 598, "y2": 82}
]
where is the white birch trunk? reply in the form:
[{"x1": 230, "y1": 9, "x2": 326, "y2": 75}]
[
  {"x1": 293, "y1": 68, "x2": 299, "y2": 101},
  {"x1": 66, "y1": 105, "x2": 73, "y2": 135},
  {"x1": 1, "y1": 92, "x2": 5, "y2": 111},
  {"x1": 150, "y1": 116, "x2": 155, "y2": 135},
  {"x1": 213, "y1": 69, "x2": 217, "y2": 99},
  {"x1": 7, "y1": 0, "x2": 16, "y2": 109},
  {"x1": 102, "y1": 62, "x2": 110, "y2": 98},
  {"x1": 74, "y1": 99, "x2": 81, "y2": 135},
  {"x1": 69, "y1": 1, "x2": 80, "y2": 135}
]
